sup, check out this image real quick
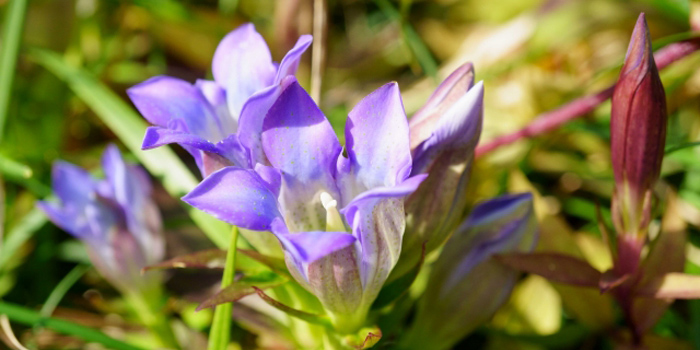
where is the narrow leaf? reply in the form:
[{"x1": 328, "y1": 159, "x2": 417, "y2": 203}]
[
  {"x1": 636, "y1": 273, "x2": 700, "y2": 299},
  {"x1": 197, "y1": 272, "x2": 288, "y2": 311},
  {"x1": 0, "y1": 208, "x2": 46, "y2": 269},
  {"x1": 143, "y1": 249, "x2": 227, "y2": 272},
  {"x1": 0, "y1": 0, "x2": 28, "y2": 140},
  {"x1": 253, "y1": 287, "x2": 332, "y2": 327},
  {"x1": 239, "y1": 249, "x2": 290, "y2": 278},
  {"x1": 27, "y1": 48, "x2": 230, "y2": 248},
  {"x1": 495, "y1": 252, "x2": 601, "y2": 287},
  {"x1": 0, "y1": 301, "x2": 144, "y2": 350}
]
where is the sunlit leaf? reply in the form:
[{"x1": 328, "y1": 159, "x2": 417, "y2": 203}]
[
  {"x1": 496, "y1": 252, "x2": 601, "y2": 287},
  {"x1": 197, "y1": 272, "x2": 288, "y2": 311}
]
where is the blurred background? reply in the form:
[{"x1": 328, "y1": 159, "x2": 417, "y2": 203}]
[{"x1": 2, "y1": 0, "x2": 700, "y2": 349}]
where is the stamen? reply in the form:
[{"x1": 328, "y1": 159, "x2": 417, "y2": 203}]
[{"x1": 320, "y1": 192, "x2": 345, "y2": 232}]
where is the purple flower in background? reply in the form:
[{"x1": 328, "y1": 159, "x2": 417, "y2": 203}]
[
  {"x1": 183, "y1": 78, "x2": 426, "y2": 332},
  {"x1": 393, "y1": 62, "x2": 484, "y2": 279},
  {"x1": 402, "y1": 193, "x2": 538, "y2": 350},
  {"x1": 128, "y1": 23, "x2": 312, "y2": 176},
  {"x1": 38, "y1": 145, "x2": 164, "y2": 292}
]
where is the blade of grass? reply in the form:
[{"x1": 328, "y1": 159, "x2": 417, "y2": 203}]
[
  {"x1": 0, "y1": 208, "x2": 46, "y2": 270},
  {"x1": 28, "y1": 48, "x2": 230, "y2": 248},
  {"x1": 0, "y1": 153, "x2": 51, "y2": 197},
  {"x1": 0, "y1": 301, "x2": 144, "y2": 350},
  {"x1": 208, "y1": 227, "x2": 239, "y2": 350},
  {"x1": 218, "y1": 0, "x2": 239, "y2": 15},
  {"x1": 39, "y1": 265, "x2": 90, "y2": 318},
  {"x1": 375, "y1": 0, "x2": 438, "y2": 80},
  {"x1": 0, "y1": 0, "x2": 28, "y2": 141}
]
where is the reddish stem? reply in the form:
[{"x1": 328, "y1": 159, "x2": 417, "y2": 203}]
[{"x1": 475, "y1": 39, "x2": 700, "y2": 158}]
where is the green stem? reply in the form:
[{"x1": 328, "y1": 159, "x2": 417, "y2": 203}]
[
  {"x1": 208, "y1": 226, "x2": 239, "y2": 350},
  {"x1": 0, "y1": 0, "x2": 28, "y2": 141},
  {"x1": 124, "y1": 287, "x2": 180, "y2": 349},
  {"x1": 39, "y1": 264, "x2": 90, "y2": 318},
  {"x1": 0, "y1": 301, "x2": 144, "y2": 350}
]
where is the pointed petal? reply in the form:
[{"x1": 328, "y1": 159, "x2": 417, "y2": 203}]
[
  {"x1": 274, "y1": 35, "x2": 313, "y2": 83},
  {"x1": 142, "y1": 126, "x2": 220, "y2": 153},
  {"x1": 262, "y1": 80, "x2": 342, "y2": 231},
  {"x1": 277, "y1": 232, "x2": 356, "y2": 263},
  {"x1": 262, "y1": 80, "x2": 341, "y2": 182},
  {"x1": 52, "y1": 161, "x2": 96, "y2": 207},
  {"x1": 409, "y1": 62, "x2": 475, "y2": 150},
  {"x1": 411, "y1": 81, "x2": 484, "y2": 174},
  {"x1": 212, "y1": 23, "x2": 276, "y2": 119},
  {"x1": 182, "y1": 167, "x2": 282, "y2": 231},
  {"x1": 128, "y1": 76, "x2": 228, "y2": 141},
  {"x1": 340, "y1": 82, "x2": 412, "y2": 199},
  {"x1": 237, "y1": 76, "x2": 296, "y2": 165}
]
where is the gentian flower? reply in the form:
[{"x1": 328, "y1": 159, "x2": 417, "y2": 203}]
[
  {"x1": 394, "y1": 62, "x2": 484, "y2": 278},
  {"x1": 402, "y1": 193, "x2": 538, "y2": 350},
  {"x1": 37, "y1": 145, "x2": 164, "y2": 292},
  {"x1": 183, "y1": 78, "x2": 427, "y2": 333},
  {"x1": 610, "y1": 13, "x2": 667, "y2": 275},
  {"x1": 127, "y1": 23, "x2": 312, "y2": 177}
]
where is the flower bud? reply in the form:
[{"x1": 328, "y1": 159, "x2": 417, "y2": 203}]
[
  {"x1": 394, "y1": 63, "x2": 483, "y2": 279},
  {"x1": 38, "y1": 145, "x2": 164, "y2": 292},
  {"x1": 610, "y1": 13, "x2": 667, "y2": 240},
  {"x1": 402, "y1": 193, "x2": 538, "y2": 350}
]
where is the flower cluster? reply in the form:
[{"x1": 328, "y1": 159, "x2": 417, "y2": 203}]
[
  {"x1": 38, "y1": 145, "x2": 164, "y2": 292},
  {"x1": 124, "y1": 23, "x2": 537, "y2": 338}
]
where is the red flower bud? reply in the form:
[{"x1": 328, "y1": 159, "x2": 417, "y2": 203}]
[{"x1": 610, "y1": 13, "x2": 667, "y2": 237}]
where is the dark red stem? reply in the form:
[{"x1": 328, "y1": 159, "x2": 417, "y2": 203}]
[{"x1": 475, "y1": 39, "x2": 700, "y2": 158}]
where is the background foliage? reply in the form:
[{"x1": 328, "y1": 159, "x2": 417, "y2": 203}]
[{"x1": 1, "y1": 0, "x2": 700, "y2": 349}]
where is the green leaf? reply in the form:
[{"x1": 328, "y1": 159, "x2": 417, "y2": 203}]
[
  {"x1": 636, "y1": 272, "x2": 700, "y2": 299},
  {"x1": 143, "y1": 249, "x2": 228, "y2": 272},
  {"x1": 0, "y1": 301, "x2": 145, "y2": 350},
  {"x1": 0, "y1": 0, "x2": 28, "y2": 140},
  {"x1": 495, "y1": 252, "x2": 602, "y2": 287},
  {"x1": 27, "y1": 48, "x2": 230, "y2": 248},
  {"x1": 197, "y1": 271, "x2": 288, "y2": 311},
  {"x1": 0, "y1": 208, "x2": 46, "y2": 270},
  {"x1": 253, "y1": 287, "x2": 332, "y2": 328},
  {"x1": 374, "y1": 0, "x2": 438, "y2": 79}
]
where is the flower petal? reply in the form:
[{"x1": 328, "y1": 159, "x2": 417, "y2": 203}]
[
  {"x1": 412, "y1": 81, "x2": 484, "y2": 174},
  {"x1": 212, "y1": 23, "x2": 276, "y2": 120},
  {"x1": 128, "y1": 76, "x2": 228, "y2": 142},
  {"x1": 262, "y1": 80, "x2": 342, "y2": 232},
  {"x1": 339, "y1": 82, "x2": 412, "y2": 200},
  {"x1": 409, "y1": 62, "x2": 475, "y2": 151},
  {"x1": 274, "y1": 35, "x2": 313, "y2": 83},
  {"x1": 277, "y1": 231, "x2": 356, "y2": 264},
  {"x1": 237, "y1": 76, "x2": 296, "y2": 166},
  {"x1": 52, "y1": 161, "x2": 97, "y2": 207},
  {"x1": 182, "y1": 167, "x2": 282, "y2": 231}
]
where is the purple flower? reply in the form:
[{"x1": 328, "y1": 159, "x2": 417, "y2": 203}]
[
  {"x1": 402, "y1": 193, "x2": 538, "y2": 350},
  {"x1": 128, "y1": 23, "x2": 312, "y2": 177},
  {"x1": 37, "y1": 145, "x2": 164, "y2": 292},
  {"x1": 394, "y1": 63, "x2": 484, "y2": 278},
  {"x1": 183, "y1": 79, "x2": 426, "y2": 333}
]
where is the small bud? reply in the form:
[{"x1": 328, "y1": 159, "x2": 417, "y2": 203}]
[
  {"x1": 610, "y1": 13, "x2": 667, "y2": 240},
  {"x1": 402, "y1": 193, "x2": 538, "y2": 350},
  {"x1": 394, "y1": 63, "x2": 483, "y2": 279}
]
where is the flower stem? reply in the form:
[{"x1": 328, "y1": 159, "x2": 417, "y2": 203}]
[
  {"x1": 124, "y1": 287, "x2": 180, "y2": 349},
  {"x1": 208, "y1": 226, "x2": 239, "y2": 350},
  {"x1": 475, "y1": 38, "x2": 700, "y2": 157}
]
